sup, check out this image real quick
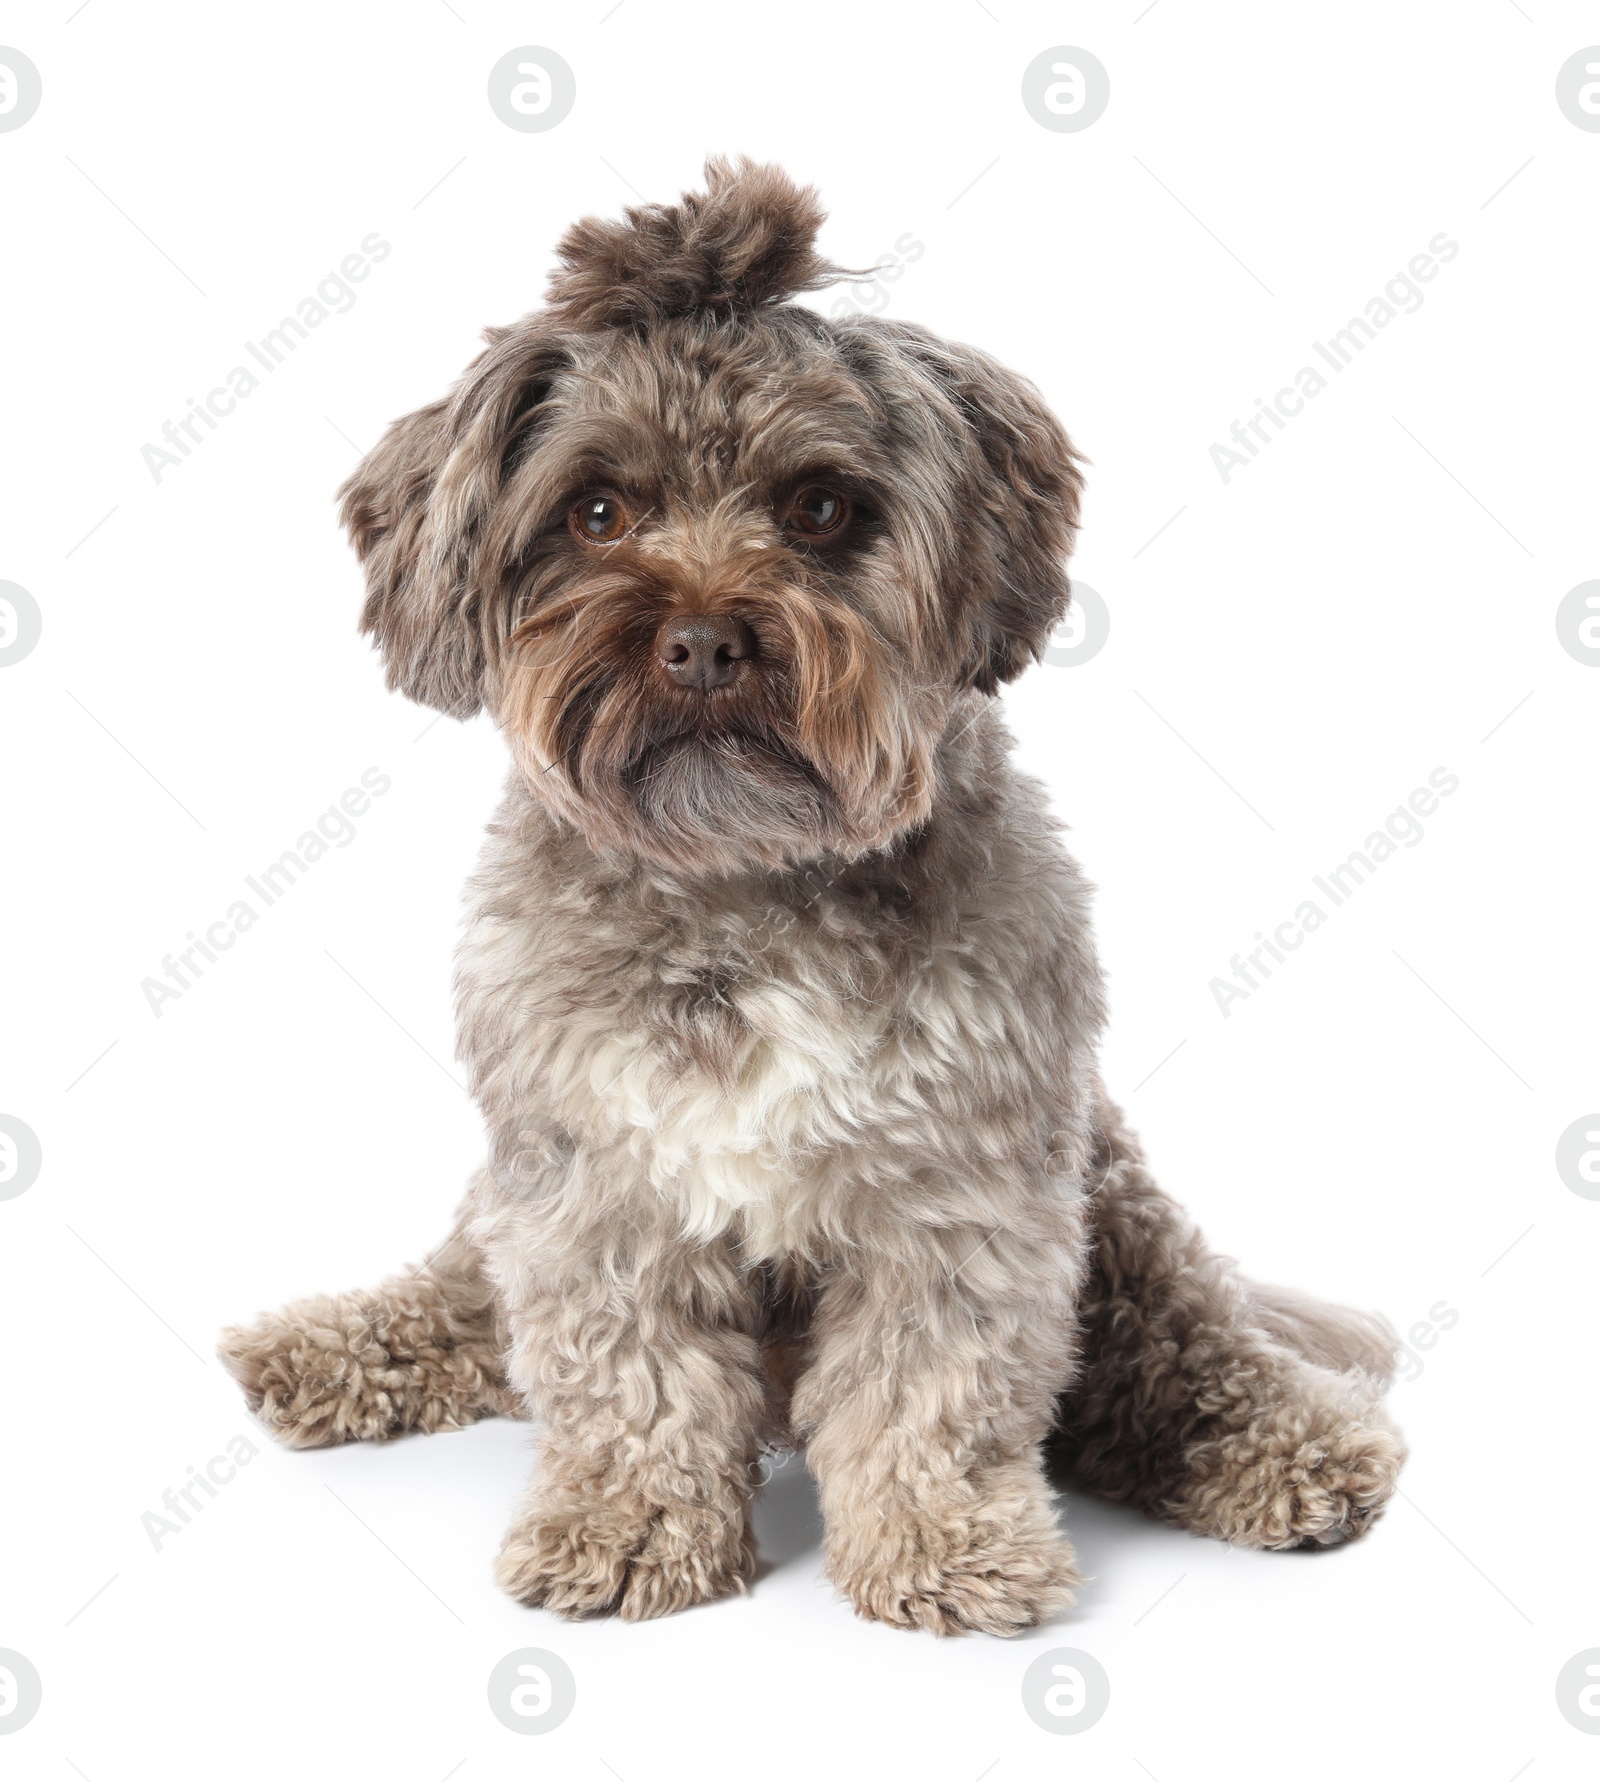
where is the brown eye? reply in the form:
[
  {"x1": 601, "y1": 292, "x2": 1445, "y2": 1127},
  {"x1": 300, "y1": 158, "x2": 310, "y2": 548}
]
[
  {"x1": 786, "y1": 485, "x2": 851, "y2": 539},
  {"x1": 569, "y1": 492, "x2": 629, "y2": 545}
]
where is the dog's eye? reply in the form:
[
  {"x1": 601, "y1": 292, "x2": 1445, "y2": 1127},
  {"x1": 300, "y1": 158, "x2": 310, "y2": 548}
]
[
  {"x1": 784, "y1": 485, "x2": 852, "y2": 539},
  {"x1": 569, "y1": 492, "x2": 629, "y2": 545}
]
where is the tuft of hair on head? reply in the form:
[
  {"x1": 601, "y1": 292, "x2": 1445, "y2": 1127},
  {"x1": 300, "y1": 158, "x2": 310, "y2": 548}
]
[{"x1": 544, "y1": 154, "x2": 846, "y2": 330}]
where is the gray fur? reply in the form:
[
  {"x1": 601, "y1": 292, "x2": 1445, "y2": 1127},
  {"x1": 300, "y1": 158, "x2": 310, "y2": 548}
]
[{"x1": 222, "y1": 159, "x2": 1404, "y2": 1633}]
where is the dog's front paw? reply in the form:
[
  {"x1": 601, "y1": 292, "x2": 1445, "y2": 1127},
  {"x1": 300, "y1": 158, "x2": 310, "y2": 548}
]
[
  {"x1": 1174, "y1": 1382, "x2": 1406, "y2": 1549},
  {"x1": 837, "y1": 1528, "x2": 1080, "y2": 1637},
  {"x1": 496, "y1": 1495, "x2": 755, "y2": 1620},
  {"x1": 827, "y1": 1469, "x2": 1080, "y2": 1636}
]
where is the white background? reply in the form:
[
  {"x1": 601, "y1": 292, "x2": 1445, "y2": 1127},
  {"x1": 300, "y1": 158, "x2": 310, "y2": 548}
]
[{"x1": 2, "y1": 3, "x2": 1597, "y2": 1777}]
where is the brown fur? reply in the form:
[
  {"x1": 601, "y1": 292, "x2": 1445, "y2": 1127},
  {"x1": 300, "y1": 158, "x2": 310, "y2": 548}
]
[{"x1": 221, "y1": 159, "x2": 1404, "y2": 1634}]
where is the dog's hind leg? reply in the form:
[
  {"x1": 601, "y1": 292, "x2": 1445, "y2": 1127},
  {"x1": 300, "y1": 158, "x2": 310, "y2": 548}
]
[
  {"x1": 1049, "y1": 1091, "x2": 1406, "y2": 1548},
  {"x1": 219, "y1": 1190, "x2": 518, "y2": 1448}
]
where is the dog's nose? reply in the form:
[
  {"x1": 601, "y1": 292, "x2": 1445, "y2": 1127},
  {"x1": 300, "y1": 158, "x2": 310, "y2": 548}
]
[{"x1": 655, "y1": 613, "x2": 756, "y2": 692}]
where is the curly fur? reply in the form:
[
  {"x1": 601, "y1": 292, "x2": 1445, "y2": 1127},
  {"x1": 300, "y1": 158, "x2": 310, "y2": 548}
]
[
  {"x1": 221, "y1": 159, "x2": 1405, "y2": 1635},
  {"x1": 545, "y1": 154, "x2": 844, "y2": 330},
  {"x1": 220, "y1": 1216, "x2": 517, "y2": 1447}
]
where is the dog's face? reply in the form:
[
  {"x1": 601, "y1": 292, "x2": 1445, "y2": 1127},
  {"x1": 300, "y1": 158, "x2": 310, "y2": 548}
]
[{"x1": 342, "y1": 160, "x2": 1082, "y2": 875}]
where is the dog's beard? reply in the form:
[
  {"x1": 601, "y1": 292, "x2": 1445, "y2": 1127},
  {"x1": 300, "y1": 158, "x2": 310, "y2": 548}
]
[
  {"x1": 498, "y1": 564, "x2": 941, "y2": 876},
  {"x1": 620, "y1": 727, "x2": 837, "y2": 849},
  {"x1": 510, "y1": 691, "x2": 850, "y2": 874}
]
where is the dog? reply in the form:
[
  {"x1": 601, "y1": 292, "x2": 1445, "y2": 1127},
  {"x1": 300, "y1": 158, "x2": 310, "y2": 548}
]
[{"x1": 221, "y1": 158, "x2": 1405, "y2": 1635}]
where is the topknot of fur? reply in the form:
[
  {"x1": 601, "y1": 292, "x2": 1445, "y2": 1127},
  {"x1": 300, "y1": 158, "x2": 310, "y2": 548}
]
[{"x1": 544, "y1": 155, "x2": 843, "y2": 329}]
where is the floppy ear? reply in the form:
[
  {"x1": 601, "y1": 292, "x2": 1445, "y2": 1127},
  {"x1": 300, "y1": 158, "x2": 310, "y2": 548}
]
[
  {"x1": 841, "y1": 320, "x2": 1084, "y2": 693},
  {"x1": 338, "y1": 328, "x2": 568, "y2": 717},
  {"x1": 939, "y1": 339, "x2": 1084, "y2": 690}
]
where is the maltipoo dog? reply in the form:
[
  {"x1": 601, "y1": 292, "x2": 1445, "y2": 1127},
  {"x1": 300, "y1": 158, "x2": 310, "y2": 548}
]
[{"x1": 221, "y1": 159, "x2": 1404, "y2": 1635}]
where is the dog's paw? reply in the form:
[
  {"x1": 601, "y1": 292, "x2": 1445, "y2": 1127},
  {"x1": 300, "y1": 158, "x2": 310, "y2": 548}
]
[
  {"x1": 827, "y1": 1470, "x2": 1080, "y2": 1637},
  {"x1": 496, "y1": 1497, "x2": 755, "y2": 1621},
  {"x1": 1174, "y1": 1384, "x2": 1406, "y2": 1550},
  {"x1": 220, "y1": 1288, "x2": 516, "y2": 1449},
  {"x1": 219, "y1": 1311, "x2": 403, "y2": 1448},
  {"x1": 837, "y1": 1529, "x2": 1080, "y2": 1637}
]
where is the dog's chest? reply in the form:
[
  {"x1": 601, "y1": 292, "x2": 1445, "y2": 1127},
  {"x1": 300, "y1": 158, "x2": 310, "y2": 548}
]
[
  {"x1": 460, "y1": 841, "x2": 1022, "y2": 1258},
  {"x1": 552, "y1": 940, "x2": 893, "y2": 1254}
]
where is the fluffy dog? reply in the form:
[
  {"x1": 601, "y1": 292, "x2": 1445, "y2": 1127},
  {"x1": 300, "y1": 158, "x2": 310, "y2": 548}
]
[{"x1": 221, "y1": 159, "x2": 1404, "y2": 1635}]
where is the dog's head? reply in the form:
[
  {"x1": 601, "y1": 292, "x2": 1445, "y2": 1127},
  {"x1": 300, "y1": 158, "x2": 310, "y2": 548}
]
[{"x1": 342, "y1": 157, "x2": 1082, "y2": 874}]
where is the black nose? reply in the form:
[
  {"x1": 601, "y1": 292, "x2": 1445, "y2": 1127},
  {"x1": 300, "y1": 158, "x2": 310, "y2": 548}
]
[{"x1": 655, "y1": 613, "x2": 756, "y2": 691}]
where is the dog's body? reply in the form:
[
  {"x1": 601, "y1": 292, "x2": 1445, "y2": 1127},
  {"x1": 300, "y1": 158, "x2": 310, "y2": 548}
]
[{"x1": 222, "y1": 161, "x2": 1404, "y2": 1634}]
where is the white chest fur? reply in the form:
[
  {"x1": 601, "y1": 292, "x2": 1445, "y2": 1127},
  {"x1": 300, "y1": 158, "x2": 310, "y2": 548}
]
[
  {"x1": 542, "y1": 972, "x2": 889, "y2": 1256},
  {"x1": 459, "y1": 850, "x2": 1017, "y2": 1260}
]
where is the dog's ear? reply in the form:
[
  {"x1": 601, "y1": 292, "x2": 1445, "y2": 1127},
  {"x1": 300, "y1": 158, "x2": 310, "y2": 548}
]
[
  {"x1": 841, "y1": 320, "x2": 1084, "y2": 693},
  {"x1": 938, "y1": 339, "x2": 1084, "y2": 691},
  {"x1": 339, "y1": 329, "x2": 568, "y2": 717}
]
